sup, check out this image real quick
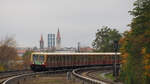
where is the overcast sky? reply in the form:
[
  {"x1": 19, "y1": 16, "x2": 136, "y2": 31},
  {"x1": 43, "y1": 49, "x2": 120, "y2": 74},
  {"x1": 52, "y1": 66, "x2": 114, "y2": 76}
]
[{"x1": 0, "y1": 0, "x2": 135, "y2": 48}]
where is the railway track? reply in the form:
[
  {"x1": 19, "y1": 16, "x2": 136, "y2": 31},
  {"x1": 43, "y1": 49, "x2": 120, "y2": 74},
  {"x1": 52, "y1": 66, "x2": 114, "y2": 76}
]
[
  {"x1": 0, "y1": 70, "x2": 33, "y2": 84},
  {"x1": 0, "y1": 67, "x2": 119, "y2": 84},
  {"x1": 72, "y1": 66, "x2": 123, "y2": 84},
  {"x1": 72, "y1": 66, "x2": 112, "y2": 84},
  {"x1": 1, "y1": 69, "x2": 72, "y2": 84},
  {"x1": 80, "y1": 70, "x2": 114, "y2": 84}
]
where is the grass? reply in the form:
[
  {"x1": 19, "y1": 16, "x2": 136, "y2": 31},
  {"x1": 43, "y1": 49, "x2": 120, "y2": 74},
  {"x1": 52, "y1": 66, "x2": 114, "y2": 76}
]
[
  {"x1": 97, "y1": 72, "x2": 105, "y2": 80},
  {"x1": 26, "y1": 74, "x2": 81, "y2": 84},
  {"x1": 105, "y1": 73, "x2": 115, "y2": 81}
]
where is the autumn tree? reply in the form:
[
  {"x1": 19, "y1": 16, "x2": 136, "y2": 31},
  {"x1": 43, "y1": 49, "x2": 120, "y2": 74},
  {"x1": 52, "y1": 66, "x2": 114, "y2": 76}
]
[
  {"x1": 0, "y1": 36, "x2": 18, "y2": 71},
  {"x1": 23, "y1": 50, "x2": 32, "y2": 69},
  {"x1": 120, "y1": 0, "x2": 150, "y2": 84},
  {"x1": 92, "y1": 26, "x2": 122, "y2": 52}
]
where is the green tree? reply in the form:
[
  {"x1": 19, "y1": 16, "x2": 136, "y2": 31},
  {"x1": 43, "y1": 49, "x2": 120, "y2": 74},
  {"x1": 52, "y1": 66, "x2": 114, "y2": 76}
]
[
  {"x1": 92, "y1": 26, "x2": 121, "y2": 52},
  {"x1": 120, "y1": 0, "x2": 150, "y2": 84}
]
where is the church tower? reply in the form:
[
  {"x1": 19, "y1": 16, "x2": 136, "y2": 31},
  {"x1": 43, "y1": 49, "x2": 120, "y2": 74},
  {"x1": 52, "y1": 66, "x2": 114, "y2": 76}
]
[
  {"x1": 40, "y1": 34, "x2": 44, "y2": 51},
  {"x1": 56, "y1": 28, "x2": 61, "y2": 50}
]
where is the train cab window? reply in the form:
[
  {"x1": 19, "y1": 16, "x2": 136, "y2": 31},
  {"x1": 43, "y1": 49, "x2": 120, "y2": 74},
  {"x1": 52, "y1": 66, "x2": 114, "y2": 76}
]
[
  {"x1": 33, "y1": 55, "x2": 38, "y2": 61},
  {"x1": 39, "y1": 55, "x2": 44, "y2": 62}
]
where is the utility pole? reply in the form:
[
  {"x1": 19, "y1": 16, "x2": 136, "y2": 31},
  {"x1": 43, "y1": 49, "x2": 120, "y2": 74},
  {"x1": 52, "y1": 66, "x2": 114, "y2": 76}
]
[
  {"x1": 113, "y1": 40, "x2": 118, "y2": 80},
  {"x1": 77, "y1": 42, "x2": 80, "y2": 52}
]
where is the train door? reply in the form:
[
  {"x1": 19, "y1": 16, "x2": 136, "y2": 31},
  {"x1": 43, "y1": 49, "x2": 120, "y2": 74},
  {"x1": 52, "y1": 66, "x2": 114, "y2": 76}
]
[
  {"x1": 73, "y1": 55, "x2": 76, "y2": 67},
  {"x1": 64, "y1": 55, "x2": 66, "y2": 67},
  {"x1": 76, "y1": 55, "x2": 79, "y2": 66},
  {"x1": 66, "y1": 55, "x2": 69, "y2": 67},
  {"x1": 58, "y1": 55, "x2": 61, "y2": 67},
  {"x1": 95, "y1": 55, "x2": 98, "y2": 65},
  {"x1": 55, "y1": 55, "x2": 58, "y2": 67},
  {"x1": 46, "y1": 55, "x2": 50, "y2": 68},
  {"x1": 52, "y1": 55, "x2": 55, "y2": 67},
  {"x1": 60, "y1": 55, "x2": 62, "y2": 67},
  {"x1": 79, "y1": 55, "x2": 82, "y2": 66},
  {"x1": 83, "y1": 55, "x2": 86, "y2": 66},
  {"x1": 94, "y1": 55, "x2": 96, "y2": 65},
  {"x1": 67, "y1": 55, "x2": 70, "y2": 66},
  {"x1": 70, "y1": 55, "x2": 73, "y2": 66}
]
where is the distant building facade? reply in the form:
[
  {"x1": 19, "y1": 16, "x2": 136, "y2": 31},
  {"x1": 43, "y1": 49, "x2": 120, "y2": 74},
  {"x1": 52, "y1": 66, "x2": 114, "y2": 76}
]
[
  {"x1": 16, "y1": 47, "x2": 26, "y2": 57},
  {"x1": 79, "y1": 46, "x2": 93, "y2": 52},
  {"x1": 40, "y1": 35, "x2": 44, "y2": 51},
  {"x1": 48, "y1": 34, "x2": 55, "y2": 49},
  {"x1": 56, "y1": 28, "x2": 61, "y2": 50}
]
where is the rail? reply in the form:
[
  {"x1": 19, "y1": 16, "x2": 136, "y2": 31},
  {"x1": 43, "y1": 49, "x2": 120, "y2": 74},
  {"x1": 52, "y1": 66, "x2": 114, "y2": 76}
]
[
  {"x1": 72, "y1": 67, "x2": 112, "y2": 84},
  {"x1": 2, "y1": 69, "x2": 70, "y2": 84},
  {"x1": 0, "y1": 70, "x2": 31, "y2": 78}
]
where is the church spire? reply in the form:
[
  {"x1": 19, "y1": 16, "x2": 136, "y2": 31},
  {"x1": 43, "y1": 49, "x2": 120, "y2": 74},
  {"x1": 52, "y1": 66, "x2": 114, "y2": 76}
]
[
  {"x1": 56, "y1": 28, "x2": 61, "y2": 50},
  {"x1": 40, "y1": 34, "x2": 44, "y2": 51},
  {"x1": 40, "y1": 34, "x2": 43, "y2": 41},
  {"x1": 57, "y1": 28, "x2": 61, "y2": 40}
]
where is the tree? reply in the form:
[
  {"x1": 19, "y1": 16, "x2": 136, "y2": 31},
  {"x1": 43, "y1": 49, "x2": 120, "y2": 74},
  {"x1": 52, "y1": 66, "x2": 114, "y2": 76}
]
[
  {"x1": 23, "y1": 50, "x2": 32, "y2": 69},
  {"x1": 120, "y1": 0, "x2": 150, "y2": 84},
  {"x1": 92, "y1": 26, "x2": 122, "y2": 52},
  {"x1": 0, "y1": 36, "x2": 18, "y2": 70}
]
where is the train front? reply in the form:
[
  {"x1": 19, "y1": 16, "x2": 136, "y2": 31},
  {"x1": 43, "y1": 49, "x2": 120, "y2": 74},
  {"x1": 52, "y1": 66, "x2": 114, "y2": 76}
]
[{"x1": 30, "y1": 53, "x2": 47, "y2": 71}]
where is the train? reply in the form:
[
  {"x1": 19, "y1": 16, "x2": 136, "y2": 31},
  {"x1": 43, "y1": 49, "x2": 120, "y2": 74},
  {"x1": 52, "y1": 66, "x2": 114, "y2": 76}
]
[{"x1": 30, "y1": 52, "x2": 120, "y2": 71}]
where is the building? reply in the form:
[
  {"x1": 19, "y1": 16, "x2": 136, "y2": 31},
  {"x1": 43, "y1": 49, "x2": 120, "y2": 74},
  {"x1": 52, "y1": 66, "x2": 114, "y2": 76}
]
[
  {"x1": 40, "y1": 34, "x2": 44, "y2": 51},
  {"x1": 48, "y1": 34, "x2": 55, "y2": 49},
  {"x1": 79, "y1": 46, "x2": 93, "y2": 52},
  {"x1": 56, "y1": 28, "x2": 61, "y2": 50},
  {"x1": 16, "y1": 47, "x2": 26, "y2": 57}
]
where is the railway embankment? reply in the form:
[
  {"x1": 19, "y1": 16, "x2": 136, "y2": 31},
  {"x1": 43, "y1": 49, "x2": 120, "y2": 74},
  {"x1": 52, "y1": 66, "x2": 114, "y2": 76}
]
[
  {"x1": 1, "y1": 67, "x2": 122, "y2": 84},
  {"x1": 72, "y1": 67, "x2": 111, "y2": 84},
  {"x1": 1, "y1": 69, "x2": 80, "y2": 84},
  {"x1": 72, "y1": 66, "x2": 123, "y2": 84},
  {"x1": 0, "y1": 70, "x2": 32, "y2": 84}
]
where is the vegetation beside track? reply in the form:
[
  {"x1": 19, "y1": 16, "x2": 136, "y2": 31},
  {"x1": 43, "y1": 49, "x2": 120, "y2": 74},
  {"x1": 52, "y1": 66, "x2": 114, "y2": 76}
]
[
  {"x1": 92, "y1": 26, "x2": 122, "y2": 52},
  {"x1": 95, "y1": 71, "x2": 105, "y2": 80},
  {"x1": 27, "y1": 73, "x2": 80, "y2": 84},
  {"x1": 120, "y1": 0, "x2": 150, "y2": 84},
  {"x1": 0, "y1": 36, "x2": 25, "y2": 71},
  {"x1": 105, "y1": 73, "x2": 115, "y2": 81}
]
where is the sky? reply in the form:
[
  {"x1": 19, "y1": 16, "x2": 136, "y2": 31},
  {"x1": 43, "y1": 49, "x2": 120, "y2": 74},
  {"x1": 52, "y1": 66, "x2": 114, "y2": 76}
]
[{"x1": 0, "y1": 0, "x2": 135, "y2": 48}]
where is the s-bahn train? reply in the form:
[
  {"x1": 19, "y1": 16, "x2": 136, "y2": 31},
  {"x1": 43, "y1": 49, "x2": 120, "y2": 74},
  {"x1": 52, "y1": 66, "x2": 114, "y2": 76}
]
[{"x1": 30, "y1": 52, "x2": 120, "y2": 71}]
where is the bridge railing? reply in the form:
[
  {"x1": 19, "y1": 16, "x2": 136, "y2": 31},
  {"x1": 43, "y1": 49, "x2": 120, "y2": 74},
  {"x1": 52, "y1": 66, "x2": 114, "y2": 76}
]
[{"x1": 71, "y1": 67, "x2": 112, "y2": 84}]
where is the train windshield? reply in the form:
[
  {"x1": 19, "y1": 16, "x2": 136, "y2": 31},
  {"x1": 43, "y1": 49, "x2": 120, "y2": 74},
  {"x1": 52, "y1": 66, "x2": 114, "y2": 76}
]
[
  {"x1": 33, "y1": 55, "x2": 38, "y2": 61},
  {"x1": 32, "y1": 54, "x2": 45, "y2": 64},
  {"x1": 39, "y1": 55, "x2": 44, "y2": 62}
]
